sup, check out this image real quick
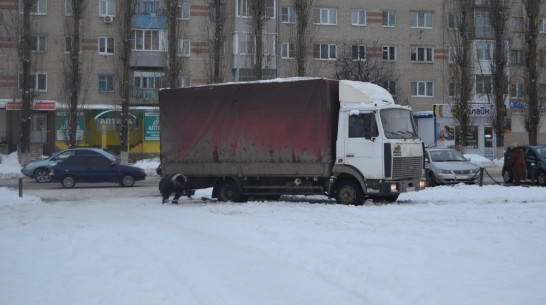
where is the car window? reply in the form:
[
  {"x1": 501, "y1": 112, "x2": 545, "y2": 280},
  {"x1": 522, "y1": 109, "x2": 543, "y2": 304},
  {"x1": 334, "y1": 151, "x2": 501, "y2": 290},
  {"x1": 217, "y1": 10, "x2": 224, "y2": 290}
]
[
  {"x1": 54, "y1": 150, "x2": 76, "y2": 161},
  {"x1": 61, "y1": 157, "x2": 87, "y2": 167},
  {"x1": 75, "y1": 150, "x2": 99, "y2": 156},
  {"x1": 88, "y1": 157, "x2": 112, "y2": 167},
  {"x1": 430, "y1": 150, "x2": 465, "y2": 162}
]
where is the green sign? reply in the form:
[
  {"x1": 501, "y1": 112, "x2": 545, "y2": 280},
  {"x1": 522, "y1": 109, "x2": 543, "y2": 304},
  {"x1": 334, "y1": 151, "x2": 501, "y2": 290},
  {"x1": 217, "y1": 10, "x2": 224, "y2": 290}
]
[
  {"x1": 56, "y1": 112, "x2": 84, "y2": 141},
  {"x1": 144, "y1": 112, "x2": 160, "y2": 141}
]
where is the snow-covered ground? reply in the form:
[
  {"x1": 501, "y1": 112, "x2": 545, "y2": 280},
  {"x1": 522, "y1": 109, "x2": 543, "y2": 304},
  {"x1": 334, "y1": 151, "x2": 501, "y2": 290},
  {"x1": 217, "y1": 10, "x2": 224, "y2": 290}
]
[{"x1": 1, "y1": 152, "x2": 545, "y2": 305}]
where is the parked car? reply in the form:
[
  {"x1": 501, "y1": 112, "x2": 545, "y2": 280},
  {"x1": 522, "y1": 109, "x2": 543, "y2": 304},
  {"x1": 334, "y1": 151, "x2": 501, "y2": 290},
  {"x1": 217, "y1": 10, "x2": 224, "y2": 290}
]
[
  {"x1": 425, "y1": 148, "x2": 479, "y2": 186},
  {"x1": 502, "y1": 145, "x2": 546, "y2": 186},
  {"x1": 21, "y1": 147, "x2": 116, "y2": 183},
  {"x1": 49, "y1": 155, "x2": 146, "y2": 188}
]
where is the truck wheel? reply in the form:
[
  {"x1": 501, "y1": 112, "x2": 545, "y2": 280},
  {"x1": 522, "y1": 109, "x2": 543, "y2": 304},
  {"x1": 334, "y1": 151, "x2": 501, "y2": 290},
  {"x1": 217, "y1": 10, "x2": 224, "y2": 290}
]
[
  {"x1": 218, "y1": 180, "x2": 242, "y2": 202},
  {"x1": 61, "y1": 176, "x2": 76, "y2": 189},
  {"x1": 335, "y1": 180, "x2": 365, "y2": 205},
  {"x1": 34, "y1": 168, "x2": 50, "y2": 183}
]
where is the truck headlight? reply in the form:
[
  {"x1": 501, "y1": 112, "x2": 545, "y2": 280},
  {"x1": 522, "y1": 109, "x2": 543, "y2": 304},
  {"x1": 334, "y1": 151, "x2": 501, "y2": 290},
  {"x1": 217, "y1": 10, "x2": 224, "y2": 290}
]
[{"x1": 390, "y1": 184, "x2": 398, "y2": 192}]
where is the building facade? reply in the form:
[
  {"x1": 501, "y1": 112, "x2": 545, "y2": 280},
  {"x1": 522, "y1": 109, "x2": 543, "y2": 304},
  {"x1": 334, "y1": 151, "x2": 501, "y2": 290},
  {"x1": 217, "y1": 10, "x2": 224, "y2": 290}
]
[{"x1": 0, "y1": 0, "x2": 545, "y2": 160}]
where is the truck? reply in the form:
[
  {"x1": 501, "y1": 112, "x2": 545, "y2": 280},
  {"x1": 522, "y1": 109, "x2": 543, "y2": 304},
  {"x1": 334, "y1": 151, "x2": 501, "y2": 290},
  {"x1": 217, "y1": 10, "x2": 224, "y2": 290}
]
[{"x1": 159, "y1": 78, "x2": 425, "y2": 205}]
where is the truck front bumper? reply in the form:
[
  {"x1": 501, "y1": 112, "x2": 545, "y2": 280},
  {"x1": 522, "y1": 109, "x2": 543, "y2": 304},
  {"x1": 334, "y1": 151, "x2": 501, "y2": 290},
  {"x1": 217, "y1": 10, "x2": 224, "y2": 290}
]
[{"x1": 379, "y1": 178, "x2": 425, "y2": 194}]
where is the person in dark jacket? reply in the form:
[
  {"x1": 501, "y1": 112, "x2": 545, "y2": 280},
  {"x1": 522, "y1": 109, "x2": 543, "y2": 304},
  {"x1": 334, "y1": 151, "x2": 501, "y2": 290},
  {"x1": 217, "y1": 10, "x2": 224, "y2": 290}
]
[
  {"x1": 507, "y1": 146, "x2": 527, "y2": 185},
  {"x1": 159, "y1": 173, "x2": 194, "y2": 204}
]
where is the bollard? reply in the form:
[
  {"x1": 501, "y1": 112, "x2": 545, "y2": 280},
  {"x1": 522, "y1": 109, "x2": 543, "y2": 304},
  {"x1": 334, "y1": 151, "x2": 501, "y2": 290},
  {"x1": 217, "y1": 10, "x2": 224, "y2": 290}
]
[
  {"x1": 479, "y1": 167, "x2": 484, "y2": 187},
  {"x1": 530, "y1": 163, "x2": 536, "y2": 186},
  {"x1": 18, "y1": 177, "x2": 23, "y2": 197}
]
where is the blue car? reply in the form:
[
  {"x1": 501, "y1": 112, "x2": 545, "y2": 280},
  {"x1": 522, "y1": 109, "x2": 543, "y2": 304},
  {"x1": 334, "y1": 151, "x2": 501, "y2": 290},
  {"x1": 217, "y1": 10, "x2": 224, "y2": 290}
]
[
  {"x1": 50, "y1": 155, "x2": 146, "y2": 188},
  {"x1": 21, "y1": 147, "x2": 116, "y2": 183},
  {"x1": 502, "y1": 145, "x2": 546, "y2": 186}
]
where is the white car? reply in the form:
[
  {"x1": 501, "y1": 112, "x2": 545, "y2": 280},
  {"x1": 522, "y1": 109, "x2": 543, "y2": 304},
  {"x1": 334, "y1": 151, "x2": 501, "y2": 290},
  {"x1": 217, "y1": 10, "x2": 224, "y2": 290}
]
[{"x1": 425, "y1": 148, "x2": 479, "y2": 186}]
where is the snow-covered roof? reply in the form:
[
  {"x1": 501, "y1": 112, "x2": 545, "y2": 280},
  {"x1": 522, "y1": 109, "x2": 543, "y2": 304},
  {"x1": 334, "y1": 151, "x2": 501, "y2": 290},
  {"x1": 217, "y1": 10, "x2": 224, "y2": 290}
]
[{"x1": 339, "y1": 80, "x2": 394, "y2": 107}]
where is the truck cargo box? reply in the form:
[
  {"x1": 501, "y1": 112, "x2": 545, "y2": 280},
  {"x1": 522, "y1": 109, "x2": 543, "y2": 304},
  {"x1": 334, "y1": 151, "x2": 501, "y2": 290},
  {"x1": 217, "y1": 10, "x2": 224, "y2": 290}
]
[{"x1": 159, "y1": 78, "x2": 339, "y2": 177}]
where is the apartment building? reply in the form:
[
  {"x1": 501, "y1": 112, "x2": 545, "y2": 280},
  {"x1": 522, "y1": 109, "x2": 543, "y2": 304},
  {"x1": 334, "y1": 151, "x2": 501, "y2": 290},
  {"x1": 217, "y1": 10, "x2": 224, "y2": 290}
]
[{"x1": 0, "y1": 0, "x2": 544, "y2": 159}]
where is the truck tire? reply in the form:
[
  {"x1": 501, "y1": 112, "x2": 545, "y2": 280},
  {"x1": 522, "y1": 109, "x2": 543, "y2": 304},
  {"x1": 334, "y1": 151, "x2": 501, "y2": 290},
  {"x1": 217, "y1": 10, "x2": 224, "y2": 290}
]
[
  {"x1": 217, "y1": 180, "x2": 243, "y2": 202},
  {"x1": 335, "y1": 180, "x2": 365, "y2": 205}
]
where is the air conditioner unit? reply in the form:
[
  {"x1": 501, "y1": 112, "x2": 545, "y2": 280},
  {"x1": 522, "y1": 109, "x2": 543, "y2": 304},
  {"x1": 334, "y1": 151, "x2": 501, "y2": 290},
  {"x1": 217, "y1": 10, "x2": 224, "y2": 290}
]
[{"x1": 103, "y1": 15, "x2": 114, "y2": 23}]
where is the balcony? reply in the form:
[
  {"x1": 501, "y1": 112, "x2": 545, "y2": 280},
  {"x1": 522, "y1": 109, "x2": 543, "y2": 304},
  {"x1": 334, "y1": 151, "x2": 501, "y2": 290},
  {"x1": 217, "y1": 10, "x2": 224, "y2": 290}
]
[{"x1": 130, "y1": 89, "x2": 158, "y2": 105}]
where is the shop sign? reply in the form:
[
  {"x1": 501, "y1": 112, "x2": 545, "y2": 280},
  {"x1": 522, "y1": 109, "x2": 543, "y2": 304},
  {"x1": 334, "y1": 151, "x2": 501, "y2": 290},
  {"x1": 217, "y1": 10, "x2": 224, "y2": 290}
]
[
  {"x1": 144, "y1": 111, "x2": 160, "y2": 141},
  {"x1": 56, "y1": 112, "x2": 84, "y2": 141},
  {"x1": 3, "y1": 99, "x2": 56, "y2": 111},
  {"x1": 433, "y1": 104, "x2": 494, "y2": 118}
]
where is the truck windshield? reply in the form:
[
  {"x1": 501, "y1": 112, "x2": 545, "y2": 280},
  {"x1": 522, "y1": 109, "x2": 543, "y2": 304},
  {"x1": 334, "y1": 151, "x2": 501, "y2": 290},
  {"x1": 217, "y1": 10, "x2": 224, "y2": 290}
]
[{"x1": 380, "y1": 109, "x2": 418, "y2": 139}]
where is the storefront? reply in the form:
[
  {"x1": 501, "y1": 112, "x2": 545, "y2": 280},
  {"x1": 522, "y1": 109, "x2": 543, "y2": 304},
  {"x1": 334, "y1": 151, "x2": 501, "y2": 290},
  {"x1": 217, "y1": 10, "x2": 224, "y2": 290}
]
[{"x1": 415, "y1": 104, "x2": 497, "y2": 159}]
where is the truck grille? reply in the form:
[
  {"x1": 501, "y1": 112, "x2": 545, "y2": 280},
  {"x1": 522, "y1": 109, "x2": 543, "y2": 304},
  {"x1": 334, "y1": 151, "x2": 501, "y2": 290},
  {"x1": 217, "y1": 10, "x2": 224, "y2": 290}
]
[{"x1": 392, "y1": 156, "x2": 423, "y2": 179}]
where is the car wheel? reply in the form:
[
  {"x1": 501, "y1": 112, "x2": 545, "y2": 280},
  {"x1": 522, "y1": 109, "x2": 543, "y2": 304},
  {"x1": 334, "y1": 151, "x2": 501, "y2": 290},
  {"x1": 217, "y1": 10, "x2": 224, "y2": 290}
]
[
  {"x1": 502, "y1": 168, "x2": 513, "y2": 183},
  {"x1": 61, "y1": 176, "x2": 76, "y2": 189},
  {"x1": 217, "y1": 180, "x2": 243, "y2": 202},
  {"x1": 537, "y1": 170, "x2": 546, "y2": 186},
  {"x1": 120, "y1": 174, "x2": 135, "y2": 187},
  {"x1": 335, "y1": 180, "x2": 365, "y2": 205},
  {"x1": 428, "y1": 172, "x2": 437, "y2": 187},
  {"x1": 34, "y1": 168, "x2": 50, "y2": 183}
]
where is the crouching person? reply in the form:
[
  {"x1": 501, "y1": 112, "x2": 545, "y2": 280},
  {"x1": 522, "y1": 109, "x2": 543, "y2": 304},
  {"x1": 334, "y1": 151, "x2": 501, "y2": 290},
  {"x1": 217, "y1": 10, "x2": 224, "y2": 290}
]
[{"x1": 159, "y1": 173, "x2": 195, "y2": 204}]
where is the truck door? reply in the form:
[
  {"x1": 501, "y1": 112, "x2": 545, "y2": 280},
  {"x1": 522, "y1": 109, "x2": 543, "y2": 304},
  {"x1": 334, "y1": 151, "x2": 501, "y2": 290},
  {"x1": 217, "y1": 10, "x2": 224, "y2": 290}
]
[{"x1": 344, "y1": 113, "x2": 384, "y2": 179}]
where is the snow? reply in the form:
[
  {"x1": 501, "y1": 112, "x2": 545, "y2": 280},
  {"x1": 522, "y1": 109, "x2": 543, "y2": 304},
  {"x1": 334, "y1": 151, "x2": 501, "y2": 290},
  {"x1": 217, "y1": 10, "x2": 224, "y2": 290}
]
[{"x1": 1, "y1": 152, "x2": 545, "y2": 305}]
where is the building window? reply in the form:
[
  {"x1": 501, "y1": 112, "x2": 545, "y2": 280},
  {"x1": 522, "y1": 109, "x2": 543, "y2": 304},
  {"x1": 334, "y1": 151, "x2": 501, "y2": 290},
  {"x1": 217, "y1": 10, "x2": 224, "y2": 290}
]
[
  {"x1": 449, "y1": 13, "x2": 461, "y2": 30},
  {"x1": 281, "y1": 42, "x2": 295, "y2": 58},
  {"x1": 99, "y1": 0, "x2": 115, "y2": 16},
  {"x1": 64, "y1": 36, "x2": 81, "y2": 54},
  {"x1": 132, "y1": 29, "x2": 160, "y2": 51},
  {"x1": 351, "y1": 9, "x2": 366, "y2": 26},
  {"x1": 475, "y1": 10, "x2": 493, "y2": 38},
  {"x1": 19, "y1": 73, "x2": 47, "y2": 92},
  {"x1": 64, "y1": 74, "x2": 81, "y2": 92},
  {"x1": 313, "y1": 8, "x2": 337, "y2": 25},
  {"x1": 540, "y1": 19, "x2": 546, "y2": 34},
  {"x1": 449, "y1": 82, "x2": 461, "y2": 98},
  {"x1": 313, "y1": 44, "x2": 336, "y2": 59},
  {"x1": 352, "y1": 45, "x2": 366, "y2": 60},
  {"x1": 411, "y1": 81, "x2": 433, "y2": 97},
  {"x1": 65, "y1": 0, "x2": 72, "y2": 16},
  {"x1": 281, "y1": 6, "x2": 296, "y2": 23},
  {"x1": 237, "y1": 0, "x2": 250, "y2": 17},
  {"x1": 449, "y1": 47, "x2": 462, "y2": 64},
  {"x1": 136, "y1": 0, "x2": 163, "y2": 14},
  {"x1": 511, "y1": 49, "x2": 523, "y2": 65},
  {"x1": 410, "y1": 11, "x2": 432, "y2": 29},
  {"x1": 510, "y1": 83, "x2": 524, "y2": 99},
  {"x1": 382, "y1": 10, "x2": 395, "y2": 27},
  {"x1": 178, "y1": 39, "x2": 190, "y2": 57},
  {"x1": 511, "y1": 17, "x2": 523, "y2": 32},
  {"x1": 411, "y1": 47, "x2": 433, "y2": 62},
  {"x1": 177, "y1": 76, "x2": 191, "y2": 88},
  {"x1": 98, "y1": 74, "x2": 114, "y2": 92},
  {"x1": 20, "y1": 35, "x2": 47, "y2": 52},
  {"x1": 475, "y1": 75, "x2": 492, "y2": 95},
  {"x1": 238, "y1": 38, "x2": 254, "y2": 54},
  {"x1": 383, "y1": 80, "x2": 397, "y2": 96},
  {"x1": 19, "y1": 0, "x2": 47, "y2": 15},
  {"x1": 98, "y1": 37, "x2": 114, "y2": 55},
  {"x1": 476, "y1": 40, "x2": 494, "y2": 61},
  {"x1": 382, "y1": 46, "x2": 396, "y2": 61},
  {"x1": 265, "y1": 0, "x2": 275, "y2": 18},
  {"x1": 134, "y1": 71, "x2": 164, "y2": 89},
  {"x1": 178, "y1": 2, "x2": 190, "y2": 19}
]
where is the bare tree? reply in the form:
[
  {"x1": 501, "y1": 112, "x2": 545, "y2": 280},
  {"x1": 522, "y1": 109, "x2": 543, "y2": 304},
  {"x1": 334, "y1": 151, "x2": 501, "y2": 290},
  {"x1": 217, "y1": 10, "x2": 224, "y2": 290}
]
[
  {"x1": 164, "y1": 0, "x2": 182, "y2": 88},
  {"x1": 209, "y1": 0, "x2": 228, "y2": 83},
  {"x1": 249, "y1": 1, "x2": 267, "y2": 80},
  {"x1": 117, "y1": 1, "x2": 137, "y2": 164},
  {"x1": 17, "y1": 0, "x2": 34, "y2": 162},
  {"x1": 488, "y1": 0, "x2": 509, "y2": 156},
  {"x1": 63, "y1": 0, "x2": 89, "y2": 148},
  {"x1": 293, "y1": 0, "x2": 313, "y2": 76},
  {"x1": 523, "y1": 0, "x2": 541, "y2": 145},
  {"x1": 445, "y1": 0, "x2": 474, "y2": 151},
  {"x1": 334, "y1": 41, "x2": 400, "y2": 99}
]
